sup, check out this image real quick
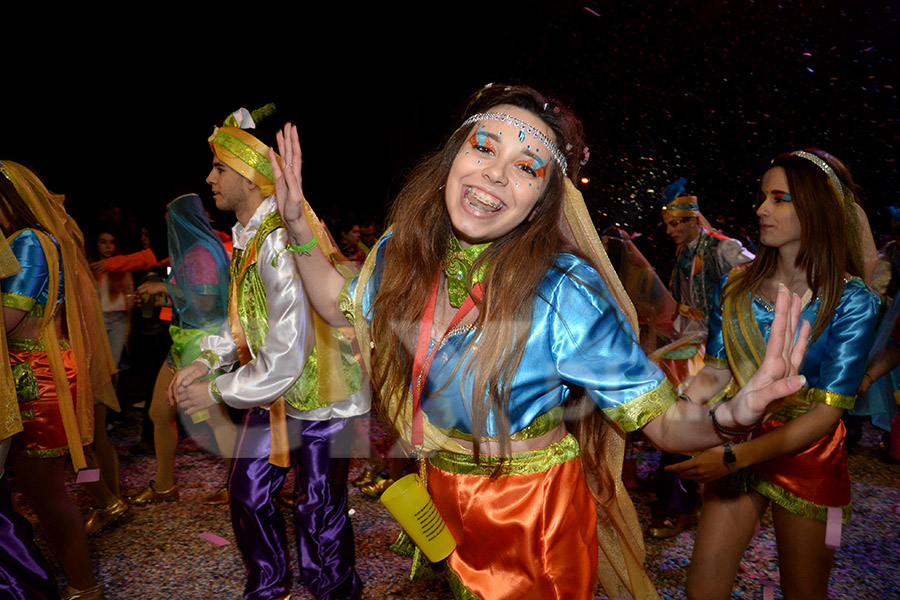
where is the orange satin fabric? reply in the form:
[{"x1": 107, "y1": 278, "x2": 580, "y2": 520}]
[
  {"x1": 9, "y1": 347, "x2": 78, "y2": 456},
  {"x1": 427, "y1": 454, "x2": 598, "y2": 600},
  {"x1": 655, "y1": 339, "x2": 705, "y2": 389},
  {"x1": 751, "y1": 418, "x2": 851, "y2": 507}
]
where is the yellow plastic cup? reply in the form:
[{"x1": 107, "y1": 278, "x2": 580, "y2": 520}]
[
  {"x1": 190, "y1": 409, "x2": 210, "y2": 423},
  {"x1": 380, "y1": 473, "x2": 456, "y2": 562}
]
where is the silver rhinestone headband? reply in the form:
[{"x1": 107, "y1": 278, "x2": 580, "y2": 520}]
[
  {"x1": 461, "y1": 112, "x2": 568, "y2": 175},
  {"x1": 790, "y1": 150, "x2": 844, "y2": 195},
  {"x1": 0, "y1": 161, "x2": 10, "y2": 183}
]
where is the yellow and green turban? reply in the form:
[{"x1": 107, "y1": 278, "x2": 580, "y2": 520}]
[
  {"x1": 208, "y1": 105, "x2": 280, "y2": 197},
  {"x1": 661, "y1": 177, "x2": 700, "y2": 218}
]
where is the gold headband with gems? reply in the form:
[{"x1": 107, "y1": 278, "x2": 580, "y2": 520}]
[
  {"x1": 461, "y1": 112, "x2": 568, "y2": 174},
  {"x1": 790, "y1": 150, "x2": 844, "y2": 196}
]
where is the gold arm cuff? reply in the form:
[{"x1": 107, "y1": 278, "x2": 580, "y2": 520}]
[
  {"x1": 603, "y1": 378, "x2": 676, "y2": 433},
  {"x1": 806, "y1": 387, "x2": 855, "y2": 410}
]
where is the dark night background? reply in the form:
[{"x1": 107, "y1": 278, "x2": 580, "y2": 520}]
[{"x1": 2, "y1": 1, "x2": 898, "y2": 275}]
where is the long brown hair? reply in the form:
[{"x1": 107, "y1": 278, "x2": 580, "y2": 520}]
[
  {"x1": 370, "y1": 85, "x2": 590, "y2": 450},
  {"x1": 728, "y1": 149, "x2": 864, "y2": 340}
]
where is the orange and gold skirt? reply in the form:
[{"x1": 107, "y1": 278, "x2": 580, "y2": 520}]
[
  {"x1": 427, "y1": 434, "x2": 598, "y2": 600},
  {"x1": 8, "y1": 340, "x2": 78, "y2": 458},
  {"x1": 751, "y1": 417, "x2": 851, "y2": 522}
]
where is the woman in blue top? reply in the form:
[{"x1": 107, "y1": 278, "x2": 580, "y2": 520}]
[
  {"x1": 243, "y1": 85, "x2": 810, "y2": 600},
  {"x1": 1, "y1": 161, "x2": 109, "y2": 599},
  {"x1": 671, "y1": 149, "x2": 880, "y2": 600}
]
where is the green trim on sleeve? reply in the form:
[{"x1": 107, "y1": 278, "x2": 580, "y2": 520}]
[{"x1": 603, "y1": 378, "x2": 676, "y2": 433}]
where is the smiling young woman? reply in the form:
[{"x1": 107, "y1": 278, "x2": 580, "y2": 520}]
[{"x1": 270, "y1": 85, "x2": 811, "y2": 600}]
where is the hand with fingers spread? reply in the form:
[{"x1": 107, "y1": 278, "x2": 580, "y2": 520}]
[
  {"x1": 712, "y1": 284, "x2": 810, "y2": 432},
  {"x1": 270, "y1": 123, "x2": 306, "y2": 228}
]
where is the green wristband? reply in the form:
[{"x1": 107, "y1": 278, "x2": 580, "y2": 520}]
[{"x1": 287, "y1": 238, "x2": 317, "y2": 254}]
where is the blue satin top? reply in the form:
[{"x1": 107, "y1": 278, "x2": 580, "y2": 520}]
[
  {"x1": 1, "y1": 229, "x2": 64, "y2": 316},
  {"x1": 353, "y1": 233, "x2": 670, "y2": 437},
  {"x1": 707, "y1": 275, "x2": 880, "y2": 408}
]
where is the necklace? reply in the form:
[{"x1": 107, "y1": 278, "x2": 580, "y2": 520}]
[{"x1": 442, "y1": 234, "x2": 491, "y2": 308}]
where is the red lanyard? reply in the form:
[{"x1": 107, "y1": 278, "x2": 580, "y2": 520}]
[{"x1": 410, "y1": 274, "x2": 482, "y2": 446}]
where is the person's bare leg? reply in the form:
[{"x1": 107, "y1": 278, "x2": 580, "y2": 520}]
[
  {"x1": 13, "y1": 454, "x2": 97, "y2": 590},
  {"x1": 772, "y1": 503, "x2": 835, "y2": 600},
  {"x1": 686, "y1": 487, "x2": 768, "y2": 600},
  {"x1": 80, "y1": 450, "x2": 118, "y2": 508},
  {"x1": 207, "y1": 403, "x2": 237, "y2": 476},
  {"x1": 149, "y1": 363, "x2": 178, "y2": 489},
  {"x1": 90, "y1": 403, "x2": 120, "y2": 499}
]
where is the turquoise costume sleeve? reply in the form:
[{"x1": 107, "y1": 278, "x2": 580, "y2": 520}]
[
  {"x1": 1, "y1": 230, "x2": 51, "y2": 313},
  {"x1": 704, "y1": 274, "x2": 729, "y2": 361},
  {"x1": 801, "y1": 280, "x2": 880, "y2": 405},
  {"x1": 546, "y1": 257, "x2": 668, "y2": 416}
]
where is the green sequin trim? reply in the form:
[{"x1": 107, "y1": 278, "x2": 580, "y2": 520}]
[
  {"x1": 12, "y1": 361, "x2": 38, "y2": 404},
  {"x1": 807, "y1": 387, "x2": 855, "y2": 410},
  {"x1": 751, "y1": 474, "x2": 851, "y2": 523},
  {"x1": 18, "y1": 446, "x2": 69, "y2": 459},
  {"x1": 339, "y1": 278, "x2": 355, "y2": 326},
  {"x1": 209, "y1": 380, "x2": 224, "y2": 404},
  {"x1": 603, "y1": 378, "x2": 676, "y2": 433},
  {"x1": 19, "y1": 409, "x2": 34, "y2": 420},
  {"x1": 446, "y1": 567, "x2": 481, "y2": 600},
  {"x1": 2, "y1": 292, "x2": 40, "y2": 315},
  {"x1": 210, "y1": 129, "x2": 274, "y2": 184},
  {"x1": 704, "y1": 355, "x2": 730, "y2": 369},
  {"x1": 196, "y1": 349, "x2": 221, "y2": 370},
  {"x1": 7, "y1": 338, "x2": 70, "y2": 352},
  {"x1": 428, "y1": 434, "x2": 580, "y2": 478},
  {"x1": 442, "y1": 234, "x2": 490, "y2": 308}
]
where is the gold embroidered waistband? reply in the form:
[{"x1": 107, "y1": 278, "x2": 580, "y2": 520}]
[
  {"x1": 8, "y1": 338, "x2": 71, "y2": 352},
  {"x1": 428, "y1": 433, "x2": 580, "y2": 477}
]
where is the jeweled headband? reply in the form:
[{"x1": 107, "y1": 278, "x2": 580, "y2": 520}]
[
  {"x1": 461, "y1": 112, "x2": 568, "y2": 175},
  {"x1": 0, "y1": 160, "x2": 10, "y2": 182},
  {"x1": 790, "y1": 150, "x2": 844, "y2": 196}
]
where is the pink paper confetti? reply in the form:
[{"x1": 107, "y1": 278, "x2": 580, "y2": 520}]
[
  {"x1": 76, "y1": 468, "x2": 100, "y2": 483},
  {"x1": 199, "y1": 532, "x2": 230, "y2": 546},
  {"x1": 825, "y1": 507, "x2": 842, "y2": 548}
]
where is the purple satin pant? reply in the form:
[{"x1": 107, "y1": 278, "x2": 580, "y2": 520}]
[
  {"x1": 0, "y1": 477, "x2": 57, "y2": 599},
  {"x1": 228, "y1": 408, "x2": 362, "y2": 600}
]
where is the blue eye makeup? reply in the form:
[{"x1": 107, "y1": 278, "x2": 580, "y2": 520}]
[{"x1": 759, "y1": 189, "x2": 792, "y2": 204}]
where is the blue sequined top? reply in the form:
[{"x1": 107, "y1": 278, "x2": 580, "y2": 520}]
[
  {"x1": 1, "y1": 229, "x2": 64, "y2": 316},
  {"x1": 706, "y1": 275, "x2": 880, "y2": 409},
  {"x1": 352, "y1": 233, "x2": 672, "y2": 437}
]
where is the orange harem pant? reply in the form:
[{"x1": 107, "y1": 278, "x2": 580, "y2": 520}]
[{"x1": 427, "y1": 434, "x2": 598, "y2": 600}]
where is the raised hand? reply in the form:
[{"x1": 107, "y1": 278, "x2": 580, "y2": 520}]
[
  {"x1": 728, "y1": 284, "x2": 810, "y2": 428},
  {"x1": 270, "y1": 123, "x2": 306, "y2": 227}
]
